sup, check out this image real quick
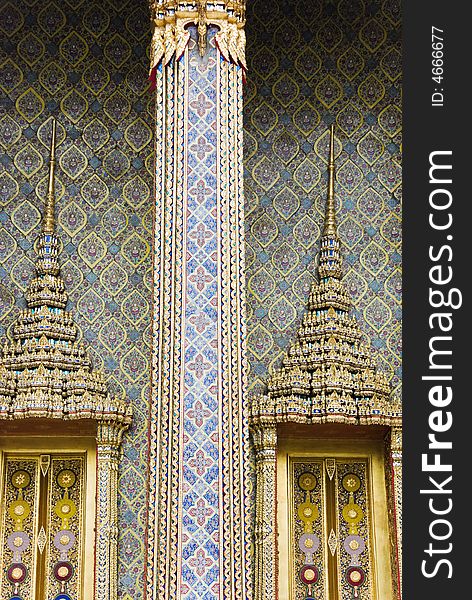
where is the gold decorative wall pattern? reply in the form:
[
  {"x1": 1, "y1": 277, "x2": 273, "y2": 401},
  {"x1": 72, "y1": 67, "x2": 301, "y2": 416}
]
[
  {"x1": 45, "y1": 457, "x2": 85, "y2": 600},
  {"x1": 335, "y1": 461, "x2": 373, "y2": 600},
  {"x1": 289, "y1": 457, "x2": 379, "y2": 600},
  {"x1": 292, "y1": 461, "x2": 326, "y2": 600}
]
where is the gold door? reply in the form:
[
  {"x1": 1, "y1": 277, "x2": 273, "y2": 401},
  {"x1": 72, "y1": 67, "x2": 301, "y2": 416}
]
[
  {"x1": 278, "y1": 438, "x2": 394, "y2": 600},
  {"x1": 0, "y1": 439, "x2": 95, "y2": 600}
]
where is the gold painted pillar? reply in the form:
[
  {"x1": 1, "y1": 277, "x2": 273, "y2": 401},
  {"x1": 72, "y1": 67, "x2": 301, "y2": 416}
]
[
  {"x1": 96, "y1": 422, "x2": 129, "y2": 600},
  {"x1": 252, "y1": 425, "x2": 278, "y2": 600},
  {"x1": 389, "y1": 426, "x2": 402, "y2": 596}
]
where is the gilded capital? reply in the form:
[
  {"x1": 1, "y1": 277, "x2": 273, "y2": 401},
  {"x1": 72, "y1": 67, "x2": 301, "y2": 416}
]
[
  {"x1": 148, "y1": 1, "x2": 246, "y2": 73},
  {"x1": 390, "y1": 426, "x2": 403, "y2": 453},
  {"x1": 251, "y1": 424, "x2": 278, "y2": 455}
]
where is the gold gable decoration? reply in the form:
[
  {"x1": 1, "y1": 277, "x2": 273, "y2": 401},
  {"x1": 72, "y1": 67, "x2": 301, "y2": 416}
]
[
  {"x1": 250, "y1": 125, "x2": 401, "y2": 428},
  {"x1": 0, "y1": 120, "x2": 131, "y2": 430}
]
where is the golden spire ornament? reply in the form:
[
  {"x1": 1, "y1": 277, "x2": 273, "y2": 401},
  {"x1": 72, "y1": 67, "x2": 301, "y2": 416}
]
[
  {"x1": 317, "y1": 124, "x2": 343, "y2": 282},
  {"x1": 323, "y1": 123, "x2": 337, "y2": 236},
  {"x1": 0, "y1": 119, "x2": 131, "y2": 427},
  {"x1": 43, "y1": 117, "x2": 56, "y2": 235},
  {"x1": 250, "y1": 125, "x2": 401, "y2": 427}
]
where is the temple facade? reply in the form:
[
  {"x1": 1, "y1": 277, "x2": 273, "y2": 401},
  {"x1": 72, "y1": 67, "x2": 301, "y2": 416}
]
[{"x1": 0, "y1": 1, "x2": 402, "y2": 599}]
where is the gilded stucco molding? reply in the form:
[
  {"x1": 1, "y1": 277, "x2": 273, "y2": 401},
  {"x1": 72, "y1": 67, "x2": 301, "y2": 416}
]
[
  {"x1": 95, "y1": 421, "x2": 130, "y2": 600},
  {"x1": 0, "y1": 119, "x2": 131, "y2": 600},
  {"x1": 148, "y1": 1, "x2": 246, "y2": 73}
]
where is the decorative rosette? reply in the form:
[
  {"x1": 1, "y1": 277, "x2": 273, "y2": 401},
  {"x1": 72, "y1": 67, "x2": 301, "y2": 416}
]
[
  {"x1": 341, "y1": 473, "x2": 367, "y2": 598},
  {"x1": 5, "y1": 469, "x2": 32, "y2": 599},
  {"x1": 52, "y1": 469, "x2": 77, "y2": 597},
  {"x1": 296, "y1": 470, "x2": 321, "y2": 597}
]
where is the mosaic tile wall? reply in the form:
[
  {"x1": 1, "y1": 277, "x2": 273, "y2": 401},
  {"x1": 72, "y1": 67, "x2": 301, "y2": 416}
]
[
  {"x1": 0, "y1": 1, "x2": 153, "y2": 597},
  {"x1": 244, "y1": 0, "x2": 402, "y2": 400}
]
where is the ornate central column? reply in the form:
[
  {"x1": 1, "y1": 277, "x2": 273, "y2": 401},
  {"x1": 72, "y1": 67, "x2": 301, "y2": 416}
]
[{"x1": 147, "y1": 3, "x2": 250, "y2": 598}]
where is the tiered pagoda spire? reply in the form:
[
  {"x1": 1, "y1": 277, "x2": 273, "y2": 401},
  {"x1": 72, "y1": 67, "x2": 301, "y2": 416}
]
[
  {"x1": 251, "y1": 125, "x2": 401, "y2": 427},
  {"x1": 0, "y1": 120, "x2": 131, "y2": 426}
]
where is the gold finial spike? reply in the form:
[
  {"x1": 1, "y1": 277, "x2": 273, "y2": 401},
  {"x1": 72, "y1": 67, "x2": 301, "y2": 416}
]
[
  {"x1": 43, "y1": 118, "x2": 56, "y2": 234},
  {"x1": 323, "y1": 123, "x2": 337, "y2": 236},
  {"x1": 197, "y1": 0, "x2": 207, "y2": 57}
]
